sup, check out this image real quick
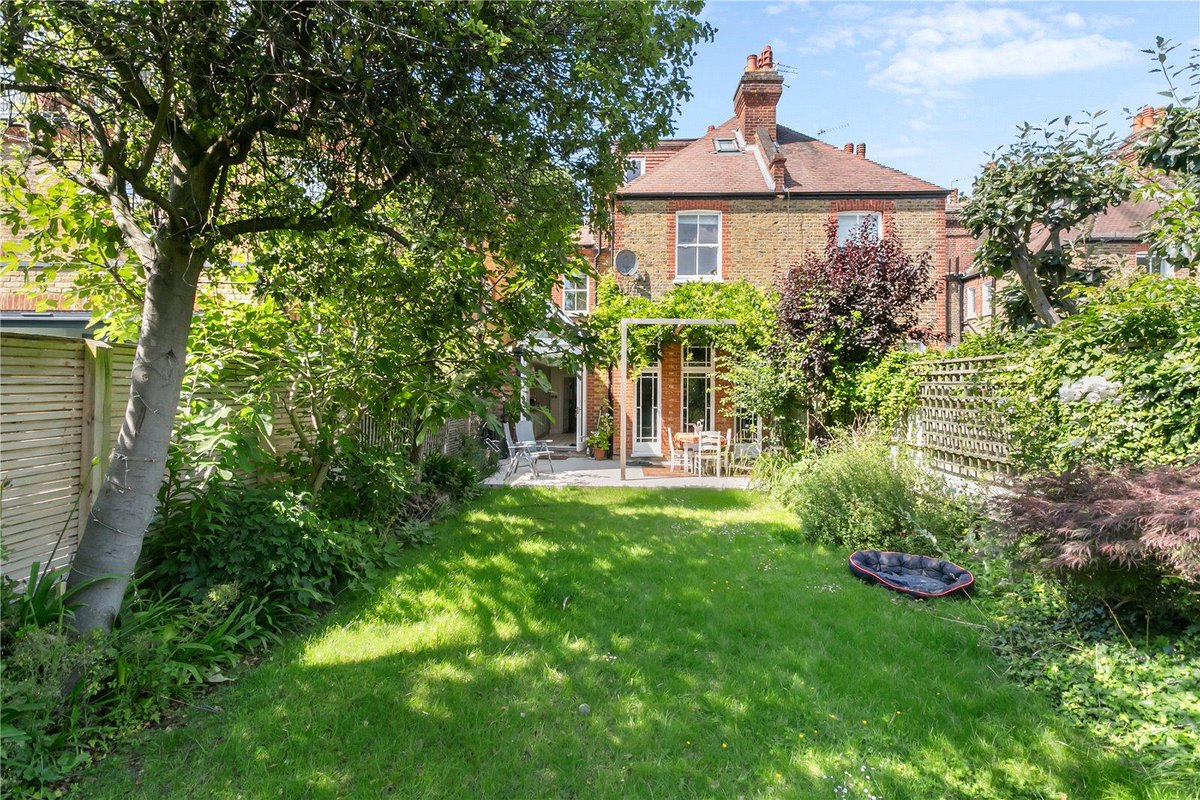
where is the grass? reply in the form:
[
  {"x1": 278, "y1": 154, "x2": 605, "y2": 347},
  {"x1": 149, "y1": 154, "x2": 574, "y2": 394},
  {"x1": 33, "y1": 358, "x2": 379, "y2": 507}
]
[{"x1": 76, "y1": 488, "x2": 1177, "y2": 799}]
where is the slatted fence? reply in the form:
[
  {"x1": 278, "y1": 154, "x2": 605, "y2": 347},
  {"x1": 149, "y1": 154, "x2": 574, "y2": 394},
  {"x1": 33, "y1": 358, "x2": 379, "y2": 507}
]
[{"x1": 907, "y1": 354, "x2": 1016, "y2": 485}]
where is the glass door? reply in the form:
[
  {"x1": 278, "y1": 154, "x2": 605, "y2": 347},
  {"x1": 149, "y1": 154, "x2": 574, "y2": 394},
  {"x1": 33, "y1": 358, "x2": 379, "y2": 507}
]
[{"x1": 633, "y1": 366, "x2": 661, "y2": 456}]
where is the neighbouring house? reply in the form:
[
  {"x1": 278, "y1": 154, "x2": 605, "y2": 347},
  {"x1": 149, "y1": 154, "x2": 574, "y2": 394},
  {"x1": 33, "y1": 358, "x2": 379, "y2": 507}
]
[
  {"x1": 946, "y1": 107, "x2": 1177, "y2": 343},
  {"x1": 535, "y1": 46, "x2": 951, "y2": 457}
]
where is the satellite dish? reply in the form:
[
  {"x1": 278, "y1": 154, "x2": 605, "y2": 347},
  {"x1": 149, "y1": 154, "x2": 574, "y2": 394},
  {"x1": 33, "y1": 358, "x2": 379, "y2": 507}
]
[{"x1": 615, "y1": 249, "x2": 638, "y2": 276}]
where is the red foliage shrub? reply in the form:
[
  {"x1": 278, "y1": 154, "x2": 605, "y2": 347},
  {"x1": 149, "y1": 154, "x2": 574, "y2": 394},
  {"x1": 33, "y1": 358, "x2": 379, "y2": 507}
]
[
  {"x1": 999, "y1": 463, "x2": 1200, "y2": 619},
  {"x1": 775, "y1": 220, "x2": 938, "y2": 383}
]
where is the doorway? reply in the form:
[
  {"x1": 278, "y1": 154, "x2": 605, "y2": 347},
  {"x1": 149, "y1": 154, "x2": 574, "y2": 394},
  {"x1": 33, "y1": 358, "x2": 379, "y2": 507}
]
[{"x1": 633, "y1": 365, "x2": 661, "y2": 456}]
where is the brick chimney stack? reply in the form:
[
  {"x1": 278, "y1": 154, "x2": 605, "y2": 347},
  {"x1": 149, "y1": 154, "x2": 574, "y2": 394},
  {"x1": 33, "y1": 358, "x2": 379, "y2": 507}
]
[{"x1": 734, "y1": 45, "x2": 784, "y2": 146}]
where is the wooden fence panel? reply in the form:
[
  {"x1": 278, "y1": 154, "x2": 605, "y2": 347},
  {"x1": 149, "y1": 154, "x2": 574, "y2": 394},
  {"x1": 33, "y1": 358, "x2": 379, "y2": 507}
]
[
  {"x1": 1, "y1": 333, "x2": 88, "y2": 578},
  {"x1": 907, "y1": 354, "x2": 1015, "y2": 485}
]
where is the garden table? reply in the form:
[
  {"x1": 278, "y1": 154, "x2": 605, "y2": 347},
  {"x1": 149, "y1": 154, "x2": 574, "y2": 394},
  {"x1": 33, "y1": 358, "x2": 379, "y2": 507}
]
[{"x1": 675, "y1": 432, "x2": 728, "y2": 476}]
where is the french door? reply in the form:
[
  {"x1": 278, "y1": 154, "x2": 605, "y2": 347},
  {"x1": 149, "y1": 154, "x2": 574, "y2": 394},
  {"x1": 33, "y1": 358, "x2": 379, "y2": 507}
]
[{"x1": 633, "y1": 366, "x2": 661, "y2": 456}]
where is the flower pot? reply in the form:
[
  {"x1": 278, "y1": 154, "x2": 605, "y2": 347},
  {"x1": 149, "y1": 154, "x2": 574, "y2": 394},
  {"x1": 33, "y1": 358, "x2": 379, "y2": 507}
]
[{"x1": 593, "y1": 448, "x2": 609, "y2": 460}]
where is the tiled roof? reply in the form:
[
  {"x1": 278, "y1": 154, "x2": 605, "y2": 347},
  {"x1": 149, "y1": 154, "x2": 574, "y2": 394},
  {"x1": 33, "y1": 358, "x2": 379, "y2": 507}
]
[
  {"x1": 775, "y1": 126, "x2": 945, "y2": 194},
  {"x1": 618, "y1": 119, "x2": 946, "y2": 197},
  {"x1": 620, "y1": 118, "x2": 772, "y2": 196},
  {"x1": 1083, "y1": 196, "x2": 1159, "y2": 240}
]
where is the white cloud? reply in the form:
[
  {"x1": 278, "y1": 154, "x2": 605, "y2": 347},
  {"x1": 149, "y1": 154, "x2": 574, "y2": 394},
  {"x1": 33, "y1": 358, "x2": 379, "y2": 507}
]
[
  {"x1": 909, "y1": 118, "x2": 930, "y2": 131},
  {"x1": 873, "y1": 34, "x2": 1136, "y2": 96},
  {"x1": 797, "y1": 4, "x2": 1137, "y2": 99},
  {"x1": 765, "y1": 0, "x2": 810, "y2": 15}
]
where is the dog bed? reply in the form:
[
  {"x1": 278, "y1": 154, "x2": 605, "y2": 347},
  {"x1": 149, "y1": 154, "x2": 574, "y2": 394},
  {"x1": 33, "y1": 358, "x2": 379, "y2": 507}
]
[{"x1": 848, "y1": 550, "x2": 974, "y2": 599}]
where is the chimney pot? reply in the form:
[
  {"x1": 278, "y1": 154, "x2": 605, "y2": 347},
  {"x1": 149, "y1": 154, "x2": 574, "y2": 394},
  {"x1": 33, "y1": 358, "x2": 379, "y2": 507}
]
[
  {"x1": 844, "y1": 143, "x2": 854, "y2": 152},
  {"x1": 948, "y1": 188, "x2": 959, "y2": 204},
  {"x1": 746, "y1": 54, "x2": 759, "y2": 72},
  {"x1": 856, "y1": 143, "x2": 866, "y2": 158},
  {"x1": 759, "y1": 45, "x2": 774, "y2": 70},
  {"x1": 1132, "y1": 105, "x2": 1161, "y2": 133}
]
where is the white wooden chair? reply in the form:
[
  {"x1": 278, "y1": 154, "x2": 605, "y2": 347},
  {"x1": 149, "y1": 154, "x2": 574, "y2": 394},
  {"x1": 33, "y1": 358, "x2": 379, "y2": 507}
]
[
  {"x1": 666, "y1": 429, "x2": 689, "y2": 472},
  {"x1": 693, "y1": 431, "x2": 723, "y2": 477}
]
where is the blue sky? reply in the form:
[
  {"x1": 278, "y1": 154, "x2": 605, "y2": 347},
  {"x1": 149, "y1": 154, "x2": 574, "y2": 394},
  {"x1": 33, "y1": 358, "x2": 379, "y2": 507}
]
[{"x1": 674, "y1": 1, "x2": 1200, "y2": 192}]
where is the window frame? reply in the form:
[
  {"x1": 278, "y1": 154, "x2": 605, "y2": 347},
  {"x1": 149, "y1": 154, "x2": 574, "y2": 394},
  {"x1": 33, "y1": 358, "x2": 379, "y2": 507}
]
[
  {"x1": 681, "y1": 345, "x2": 715, "y2": 432},
  {"x1": 835, "y1": 211, "x2": 882, "y2": 247},
  {"x1": 1137, "y1": 250, "x2": 1175, "y2": 278},
  {"x1": 623, "y1": 157, "x2": 646, "y2": 184},
  {"x1": 964, "y1": 285, "x2": 977, "y2": 320},
  {"x1": 674, "y1": 211, "x2": 723, "y2": 283},
  {"x1": 561, "y1": 273, "x2": 589, "y2": 315},
  {"x1": 982, "y1": 281, "x2": 994, "y2": 316},
  {"x1": 714, "y1": 138, "x2": 739, "y2": 153}
]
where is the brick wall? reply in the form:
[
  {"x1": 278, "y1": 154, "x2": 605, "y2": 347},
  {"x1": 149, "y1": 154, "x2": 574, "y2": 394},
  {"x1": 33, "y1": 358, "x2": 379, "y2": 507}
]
[{"x1": 610, "y1": 194, "x2": 947, "y2": 332}]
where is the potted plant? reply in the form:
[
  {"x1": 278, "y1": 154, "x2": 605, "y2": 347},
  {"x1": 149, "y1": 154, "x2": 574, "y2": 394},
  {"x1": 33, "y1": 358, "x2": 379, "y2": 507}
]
[{"x1": 586, "y1": 411, "x2": 614, "y2": 460}]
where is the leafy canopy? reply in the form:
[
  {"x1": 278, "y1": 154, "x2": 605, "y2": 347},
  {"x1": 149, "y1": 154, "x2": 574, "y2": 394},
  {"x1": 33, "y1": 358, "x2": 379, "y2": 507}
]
[
  {"x1": 1136, "y1": 38, "x2": 1200, "y2": 271},
  {"x1": 961, "y1": 113, "x2": 1133, "y2": 327}
]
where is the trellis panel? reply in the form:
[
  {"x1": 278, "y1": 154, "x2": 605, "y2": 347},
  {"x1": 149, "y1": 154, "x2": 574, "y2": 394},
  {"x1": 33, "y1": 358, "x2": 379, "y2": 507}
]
[{"x1": 908, "y1": 354, "x2": 1015, "y2": 485}]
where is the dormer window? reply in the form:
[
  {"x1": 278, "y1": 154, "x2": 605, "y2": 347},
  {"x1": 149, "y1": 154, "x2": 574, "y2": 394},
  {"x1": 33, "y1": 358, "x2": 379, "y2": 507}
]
[
  {"x1": 623, "y1": 157, "x2": 645, "y2": 184},
  {"x1": 714, "y1": 138, "x2": 739, "y2": 153}
]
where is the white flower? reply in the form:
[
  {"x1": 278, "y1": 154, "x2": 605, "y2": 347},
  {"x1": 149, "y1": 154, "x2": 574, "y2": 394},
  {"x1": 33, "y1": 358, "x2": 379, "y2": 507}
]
[{"x1": 1059, "y1": 375, "x2": 1121, "y2": 404}]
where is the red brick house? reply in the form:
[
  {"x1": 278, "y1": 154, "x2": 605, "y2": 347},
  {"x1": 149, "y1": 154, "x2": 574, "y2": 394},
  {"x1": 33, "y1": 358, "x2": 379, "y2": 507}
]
[{"x1": 537, "y1": 46, "x2": 951, "y2": 456}]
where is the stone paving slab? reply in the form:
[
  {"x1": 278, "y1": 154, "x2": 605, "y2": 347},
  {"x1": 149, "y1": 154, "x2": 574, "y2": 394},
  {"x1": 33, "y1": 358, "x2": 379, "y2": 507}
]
[{"x1": 483, "y1": 456, "x2": 750, "y2": 489}]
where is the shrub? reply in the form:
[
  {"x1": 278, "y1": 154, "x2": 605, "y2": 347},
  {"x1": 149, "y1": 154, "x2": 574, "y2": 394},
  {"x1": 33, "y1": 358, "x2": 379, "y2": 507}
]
[
  {"x1": 988, "y1": 277, "x2": 1200, "y2": 472},
  {"x1": 319, "y1": 441, "x2": 427, "y2": 542},
  {"x1": 1, "y1": 574, "x2": 268, "y2": 795},
  {"x1": 997, "y1": 463, "x2": 1200, "y2": 626},
  {"x1": 759, "y1": 432, "x2": 976, "y2": 552},
  {"x1": 145, "y1": 483, "x2": 387, "y2": 613},
  {"x1": 420, "y1": 451, "x2": 480, "y2": 500},
  {"x1": 990, "y1": 578, "x2": 1200, "y2": 783},
  {"x1": 852, "y1": 348, "x2": 933, "y2": 435}
]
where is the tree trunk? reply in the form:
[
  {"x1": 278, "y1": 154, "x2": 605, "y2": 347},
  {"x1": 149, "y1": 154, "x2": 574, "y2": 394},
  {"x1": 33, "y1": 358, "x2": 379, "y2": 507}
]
[
  {"x1": 65, "y1": 240, "x2": 201, "y2": 635},
  {"x1": 1013, "y1": 251, "x2": 1062, "y2": 327}
]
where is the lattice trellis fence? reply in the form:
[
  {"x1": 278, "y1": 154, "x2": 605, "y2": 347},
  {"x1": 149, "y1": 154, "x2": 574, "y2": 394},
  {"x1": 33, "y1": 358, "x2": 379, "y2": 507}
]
[{"x1": 907, "y1": 354, "x2": 1016, "y2": 485}]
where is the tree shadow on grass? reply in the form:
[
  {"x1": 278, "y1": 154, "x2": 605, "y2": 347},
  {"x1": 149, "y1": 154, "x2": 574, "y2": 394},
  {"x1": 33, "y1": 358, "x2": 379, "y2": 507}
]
[{"x1": 76, "y1": 487, "x2": 1162, "y2": 800}]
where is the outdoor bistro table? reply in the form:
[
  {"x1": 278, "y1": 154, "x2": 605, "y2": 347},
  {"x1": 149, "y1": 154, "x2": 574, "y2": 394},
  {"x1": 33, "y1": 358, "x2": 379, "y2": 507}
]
[{"x1": 675, "y1": 431, "x2": 728, "y2": 476}]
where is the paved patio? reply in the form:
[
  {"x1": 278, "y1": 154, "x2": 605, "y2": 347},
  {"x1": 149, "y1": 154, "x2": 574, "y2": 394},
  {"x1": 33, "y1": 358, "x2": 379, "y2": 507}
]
[{"x1": 483, "y1": 456, "x2": 751, "y2": 489}]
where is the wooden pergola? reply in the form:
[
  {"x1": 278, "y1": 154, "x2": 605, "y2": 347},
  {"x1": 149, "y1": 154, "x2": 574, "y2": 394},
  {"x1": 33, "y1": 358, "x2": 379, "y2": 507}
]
[{"x1": 618, "y1": 317, "x2": 737, "y2": 481}]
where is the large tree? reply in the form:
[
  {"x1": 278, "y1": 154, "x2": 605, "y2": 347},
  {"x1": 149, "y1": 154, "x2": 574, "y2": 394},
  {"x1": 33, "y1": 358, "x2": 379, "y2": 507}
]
[
  {"x1": 0, "y1": 0, "x2": 710, "y2": 633},
  {"x1": 961, "y1": 114, "x2": 1133, "y2": 328}
]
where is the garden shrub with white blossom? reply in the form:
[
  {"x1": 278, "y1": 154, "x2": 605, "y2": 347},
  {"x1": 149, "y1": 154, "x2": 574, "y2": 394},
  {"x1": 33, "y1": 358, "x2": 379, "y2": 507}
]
[{"x1": 960, "y1": 276, "x2": 1200, "y2": 473}]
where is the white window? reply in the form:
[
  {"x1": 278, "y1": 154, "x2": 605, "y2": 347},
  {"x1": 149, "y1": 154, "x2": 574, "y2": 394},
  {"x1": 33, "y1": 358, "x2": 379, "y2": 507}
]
[
  {"x1": 1137, "y1": 251, "x2": 1175, "y2": 277},
  {"x1": 562, "y1": 274, "x2": 588, "y2": 314},
  {"x1": 624, "y1": 158, "x2": 645, "y2": 184},
  {"x1": 982, "y1": 281, "x2": 994, "y2": 316},
  {"x1": 714, "y1": 138, "x2": 739, "y2": 153},
  {"x1": 681, "y1": 345, "x2": 715, "y2": 431},
  {"x1": 836, "y1": 211, "x2": 882, "y2": 246},
  {"x1": 964, "y1": 285, "x2": 977, "y2": 320},
  {"x1": 675, "y1": 212, "x2": 721, "y2": 281}
]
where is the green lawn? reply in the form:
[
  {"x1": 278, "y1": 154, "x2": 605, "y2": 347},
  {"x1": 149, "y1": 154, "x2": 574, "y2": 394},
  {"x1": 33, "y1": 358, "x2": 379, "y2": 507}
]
[{"x1": 77, "y1": 488, "x2": 1171, "y2": 799}]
